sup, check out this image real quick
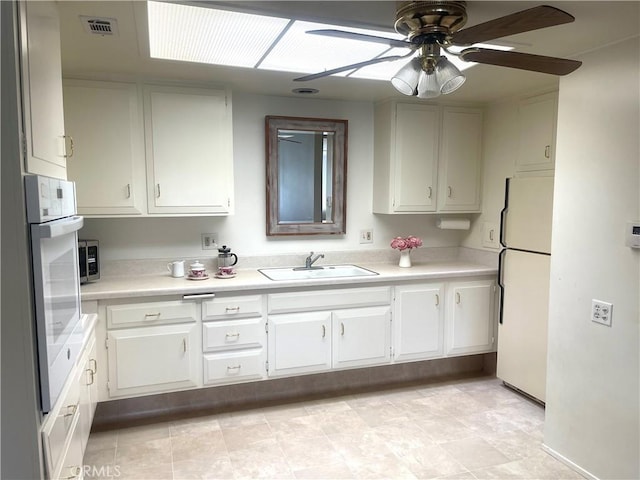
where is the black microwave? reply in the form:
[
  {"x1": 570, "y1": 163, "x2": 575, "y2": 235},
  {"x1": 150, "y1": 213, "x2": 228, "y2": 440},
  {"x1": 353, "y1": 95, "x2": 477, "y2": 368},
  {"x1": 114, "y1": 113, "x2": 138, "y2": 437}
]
[{"x1": 78, "y1": 240, "x2": 99, "y2": 283}]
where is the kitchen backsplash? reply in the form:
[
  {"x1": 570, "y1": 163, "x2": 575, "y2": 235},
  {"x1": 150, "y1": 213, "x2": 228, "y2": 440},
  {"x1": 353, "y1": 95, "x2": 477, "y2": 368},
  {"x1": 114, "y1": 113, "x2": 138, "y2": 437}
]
[{"x1": 98, "y1": 246, "x2": 496, "y2": 277}]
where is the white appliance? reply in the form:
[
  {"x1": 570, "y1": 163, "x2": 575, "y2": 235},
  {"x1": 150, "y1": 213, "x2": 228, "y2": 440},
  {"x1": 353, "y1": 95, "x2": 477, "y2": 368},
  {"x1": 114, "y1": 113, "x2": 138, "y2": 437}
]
[
  {"x1": 25, "y1": 175, "x2": 84, "y2": 412},
  {"x1": 497, "y1": 176, "x2": 553, "y2": 403}
]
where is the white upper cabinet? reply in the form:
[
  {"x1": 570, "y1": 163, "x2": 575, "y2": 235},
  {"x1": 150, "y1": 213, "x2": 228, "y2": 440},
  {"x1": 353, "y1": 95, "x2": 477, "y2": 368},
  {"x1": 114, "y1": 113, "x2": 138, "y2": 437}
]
[
  {"x1": 64, "y1": 80, "x2": 146, "y2": 215},
  {"x1": 374, "y1": 102, "x2": 440, "y2": 213},
  {"x1": 19, "y1": 1, "x2": 68, "y2": 179},
  {"x1": 63, "y1": 81, "x2": 235, "y2": 216},
  {"x1": 437, "y1": 107, "x2": 483, "y2": 211},
  {"x1": 143, "y1": 85, "x2": 234, "y2": 215},
  {"x1": 373, "y1": 101, "x2": 483, "y2": 214},
  {"x1": 516, "y1": 92, "x2": 558, "y2": 172}
]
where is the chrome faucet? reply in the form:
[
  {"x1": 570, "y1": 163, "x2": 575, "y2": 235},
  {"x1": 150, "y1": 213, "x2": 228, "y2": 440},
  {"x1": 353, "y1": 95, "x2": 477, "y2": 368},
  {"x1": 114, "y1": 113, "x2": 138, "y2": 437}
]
[{"x1": 305, "y1": 251, "x2": 324, "y2": 269}]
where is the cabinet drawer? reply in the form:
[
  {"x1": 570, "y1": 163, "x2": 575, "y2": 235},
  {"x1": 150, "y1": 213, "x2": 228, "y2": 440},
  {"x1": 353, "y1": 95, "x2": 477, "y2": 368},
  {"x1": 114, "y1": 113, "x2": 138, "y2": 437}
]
[
  {"x1": 203, "y1": 350, "x2": 266, "y2": 384},
  {"x1": 53, "y1": 414, "x2": 83, "y2": 480},
  {"x1": 202, "y1": 295, "x2": 262, "y2": 320},
  {"x1": 268, "y1": 286, "x2": 391, "y2": 314},
  {"x1": 203, "y1": 317, "x2": 265, "y2": 352},
  {"x1": 41, "y1": 373, "x2": 81, "y2": 477},
  {"x1": 107, "y1": 300, "x2": 197, "y2": 328}
]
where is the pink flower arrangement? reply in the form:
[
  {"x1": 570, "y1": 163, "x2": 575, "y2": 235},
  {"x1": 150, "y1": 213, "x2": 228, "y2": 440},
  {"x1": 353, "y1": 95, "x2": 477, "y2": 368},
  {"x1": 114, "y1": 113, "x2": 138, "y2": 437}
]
[{"x1": 390, "y1": 235, "x2": 423, "y2": 251}]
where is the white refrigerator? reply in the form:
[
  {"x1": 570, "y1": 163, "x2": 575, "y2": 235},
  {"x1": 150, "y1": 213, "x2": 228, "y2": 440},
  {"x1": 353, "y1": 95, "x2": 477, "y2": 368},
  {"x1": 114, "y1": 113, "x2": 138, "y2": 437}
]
[{"x1": 497, "y1": 176, "x2": 553, "y2": 403}]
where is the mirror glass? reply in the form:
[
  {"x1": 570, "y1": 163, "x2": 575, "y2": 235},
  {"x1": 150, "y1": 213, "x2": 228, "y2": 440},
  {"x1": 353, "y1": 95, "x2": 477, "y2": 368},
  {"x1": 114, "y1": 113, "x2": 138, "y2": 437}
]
[{"x1": 266, "y1": 116, "x2": 347, "y2": 236}]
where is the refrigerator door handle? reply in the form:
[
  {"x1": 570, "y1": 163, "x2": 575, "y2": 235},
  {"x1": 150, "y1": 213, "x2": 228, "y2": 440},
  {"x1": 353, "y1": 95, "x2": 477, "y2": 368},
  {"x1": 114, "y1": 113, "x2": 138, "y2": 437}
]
[
  {"x1": 500, "y1": 178, "x2": 510, "y2": 248},
  {"x1": 497, "y1": 248, "x2": 507, "y2": 324}
]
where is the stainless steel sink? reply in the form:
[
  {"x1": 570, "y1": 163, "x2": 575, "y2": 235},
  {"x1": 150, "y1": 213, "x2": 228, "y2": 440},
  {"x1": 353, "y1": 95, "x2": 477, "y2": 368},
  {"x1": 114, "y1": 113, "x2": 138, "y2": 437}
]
[{"x1": 258, "y1": 264, "x2": 378, "y2": 281}]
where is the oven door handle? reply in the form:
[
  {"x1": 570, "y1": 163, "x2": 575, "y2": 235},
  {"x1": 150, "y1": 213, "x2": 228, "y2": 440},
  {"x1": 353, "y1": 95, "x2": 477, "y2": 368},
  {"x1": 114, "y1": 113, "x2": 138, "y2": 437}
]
[{"x1": 36, "y1": 216, "x2": 84, "y2": 239}]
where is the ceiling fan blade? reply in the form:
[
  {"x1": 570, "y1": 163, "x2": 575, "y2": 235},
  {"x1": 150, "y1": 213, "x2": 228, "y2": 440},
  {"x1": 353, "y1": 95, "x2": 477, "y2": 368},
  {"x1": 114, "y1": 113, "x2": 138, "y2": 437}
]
[
  {"x1": 293, "y1": 54, "x2": 411, "y2": 82},
  {"x1": 460, "y1": 48, "x2": 582, "y2": 76},
  {"x1": 451, "y1": 5, "x2": 575, "y2": 46},
  {"x1": 307, "y1": 29, "x2": 412, "y2": 49}
]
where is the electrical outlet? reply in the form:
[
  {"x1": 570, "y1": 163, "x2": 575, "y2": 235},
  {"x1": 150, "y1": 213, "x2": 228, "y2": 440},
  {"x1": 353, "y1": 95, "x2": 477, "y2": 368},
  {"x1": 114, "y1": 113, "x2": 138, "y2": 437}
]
[
  {"x1": 359, "y1": 229, "x2": 373, "y2": 244},
  {"x1": 591, "y1": 299, "x2": 613, "y2": 327},
  {"x1": 201, "y1": 233, "x2": 218, "y2": 250}
]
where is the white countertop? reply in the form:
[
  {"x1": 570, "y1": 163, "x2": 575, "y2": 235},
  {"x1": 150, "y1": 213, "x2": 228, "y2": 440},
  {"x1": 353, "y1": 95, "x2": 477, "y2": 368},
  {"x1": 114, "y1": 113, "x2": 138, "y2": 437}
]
[{"x1": 80, "y1": 261, "x2": 497, "y2": 301}]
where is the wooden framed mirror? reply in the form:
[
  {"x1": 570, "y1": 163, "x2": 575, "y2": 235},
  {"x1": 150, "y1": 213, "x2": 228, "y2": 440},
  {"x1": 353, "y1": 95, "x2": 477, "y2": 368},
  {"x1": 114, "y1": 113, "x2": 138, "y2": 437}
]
[{"x1": 265, "y1": 116, "x2": 347, "y2": 236}]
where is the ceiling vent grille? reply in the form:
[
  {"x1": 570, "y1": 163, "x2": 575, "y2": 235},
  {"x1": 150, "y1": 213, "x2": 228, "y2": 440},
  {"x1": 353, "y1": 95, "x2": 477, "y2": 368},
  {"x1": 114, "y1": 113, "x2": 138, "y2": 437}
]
[{"x1": 80, "y1": 16, "x2": 119, "y2": 36}]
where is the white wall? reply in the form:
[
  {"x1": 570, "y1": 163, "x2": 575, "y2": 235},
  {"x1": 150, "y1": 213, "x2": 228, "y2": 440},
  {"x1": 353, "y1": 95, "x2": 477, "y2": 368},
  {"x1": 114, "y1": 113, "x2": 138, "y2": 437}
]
[
  {"x1": 461, "y1": 98, "x2": 521, "y2": 251},
  {"x1": 80, "y1": 93, "x2": 465, "y2": 261},
  {"x1": 544, "y1": 36, "x2": 639, "y2": 479}
]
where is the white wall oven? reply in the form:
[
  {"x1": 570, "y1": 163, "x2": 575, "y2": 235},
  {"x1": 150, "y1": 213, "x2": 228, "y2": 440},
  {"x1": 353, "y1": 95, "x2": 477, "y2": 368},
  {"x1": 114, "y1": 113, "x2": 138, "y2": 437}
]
[{"x1": 25, "y1": 175, "x2": 84, "y2": 412}]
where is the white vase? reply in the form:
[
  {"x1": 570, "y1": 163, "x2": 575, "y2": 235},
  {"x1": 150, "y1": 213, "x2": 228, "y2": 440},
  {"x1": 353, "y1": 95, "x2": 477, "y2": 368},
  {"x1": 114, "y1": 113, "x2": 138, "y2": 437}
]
[{"x1": 398, "y1": 249, "x2": 412, "y2": 268}]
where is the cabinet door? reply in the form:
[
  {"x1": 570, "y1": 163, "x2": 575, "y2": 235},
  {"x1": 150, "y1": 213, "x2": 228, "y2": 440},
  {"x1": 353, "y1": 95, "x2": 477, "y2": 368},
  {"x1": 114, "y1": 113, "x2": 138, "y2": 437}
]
[
  {"x1": 144, "y1": 86, "x2": 233, "y2": 215},
  {"x1": 107, "y1": 323, "x2": 199, "y2": 397},
  {"x1": 393, "y1": 103, "x2": 440, "y2": 212},
  {"x1": 77, "y1": 336, "x2": 97, "y2": 457},
  {"x1": 517, "y1": 92, "x2": 557, "y2": 172},
  {"x1": 446, "y1": 280, "x2": 496, "y2": 356},
  {"x1": 64, "y1": 81, "x2": 146, "y2": 215},
  {"x1": 394, "y1": 283, "x2": 445, "y2": 362},
  {"x1": 438, "y1": 107, "x2": 482, "y2": 211},
  {"x1": 19, "y1": 1, "x2": 67, "y2": 179},
  {"x1": 267, "y1": 312, "x2": 331, "y2": 377},
  {"x1": 332, "y1": 306, "x2": 391, "y2": 369}
]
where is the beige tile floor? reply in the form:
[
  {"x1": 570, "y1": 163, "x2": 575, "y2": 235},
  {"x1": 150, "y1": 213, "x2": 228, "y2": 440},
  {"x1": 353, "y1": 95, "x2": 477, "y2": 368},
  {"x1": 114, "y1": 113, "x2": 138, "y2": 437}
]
[{"x1": 83, "y1": 376, "x2": 585, "y2": 479}]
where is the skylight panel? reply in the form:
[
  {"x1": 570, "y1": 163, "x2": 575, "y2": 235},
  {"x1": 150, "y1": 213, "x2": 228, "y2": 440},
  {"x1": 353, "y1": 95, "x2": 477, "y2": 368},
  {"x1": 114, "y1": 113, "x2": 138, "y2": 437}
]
[
  {"x1": 148, "y1": 1, "x2": 290, "y2": 68},
  {"x1": 256, "y1": 21, "x2": 404, "y2": 76}
]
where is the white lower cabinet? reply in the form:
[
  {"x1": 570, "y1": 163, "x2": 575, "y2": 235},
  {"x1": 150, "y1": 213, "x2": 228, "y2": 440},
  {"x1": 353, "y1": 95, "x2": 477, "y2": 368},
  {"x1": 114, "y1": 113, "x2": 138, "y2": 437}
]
[
  {"x1": 267, "y1": 286, "x2": 392, "y2": 377},
  {"x1": 393, "y1": 283, "x2": 445, "y2": 362},
  {"x1": 42, "y1": 320, "x2": 97, "y2": 480},
  {"x1": 267, "y1": 311, "x2": 332, "y2": 377},
  {"x1": 202, "y1": 294, "x2": 267, "y2": 385},
  {"x1": 445, "y1": 279, "x2": 496, "y2": 356},
  {"x1": 332, "y1": 307, "x2": 391, "y2": 369},
  {"x1": 106, "y1": 323, "x2": 199, "y2": 397}
]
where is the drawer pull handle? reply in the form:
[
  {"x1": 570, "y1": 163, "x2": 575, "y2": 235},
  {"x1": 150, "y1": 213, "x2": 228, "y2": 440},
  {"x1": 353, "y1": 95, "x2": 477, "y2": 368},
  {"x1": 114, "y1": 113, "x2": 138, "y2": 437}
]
[
  {"x1": 322, "y1": 325, "x2": 326, "y2": 338},
  {"x1": 456, "y1": 292, "x2": 461, "y2": 304},
  {"x1": 225, "y1": 306, "x2": 240, "y2": 313},
  {"x1": 227, "y1": 365, "x2": 242, "y2": 370},
  {"x1": 86, "y1": 368, "x2": 95, "y2": 386},
  {"x1": 225, "y1": 332, "x2": 240, "y2": 339},
  {"x1": 435, "y1": 294, "x2": 440, "y2": 306},
  {"x1": 427, "y1": 186, "x2": 432, "y2": 199},
  {"x1": 63, "y1": 135, "x2": 74, "y2": 158},
  {"x1": 62, "y1": 404, "x2": 77, "y2": 418},
  {"x1": 341, "y1": 322, "x2": 345, "y2": 336},
  {"x1": 182, "y1": 338, "x2": 187, "y2": 353},
  {"x1": 64, "y1": 466, "x2": 82, "y2": 479},
  {"x1": 447, "y1": 186, "x2": 453, "y2": 198},
  {"x1": 544, "y1": 145, "x2": 551, "y2": 158},
  {"x1": 144, "y1": 312, "x2": 161, "y2": 320},
  {"x1": 126, "y1": 183, "x2": 131, "y2": 199},
  {"x1": 156, "y1": 184, "x2": 161, "y2": 198},
  {"x1": 89, "y1": 358, "x2": 97, "y2": 374}
]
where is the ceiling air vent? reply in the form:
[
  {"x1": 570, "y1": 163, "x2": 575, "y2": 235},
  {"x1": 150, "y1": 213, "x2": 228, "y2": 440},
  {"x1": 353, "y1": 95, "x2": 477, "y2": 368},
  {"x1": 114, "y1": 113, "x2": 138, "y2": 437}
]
[{"x1": 80, "y1": 16, "x2": 119, "y2": 36}]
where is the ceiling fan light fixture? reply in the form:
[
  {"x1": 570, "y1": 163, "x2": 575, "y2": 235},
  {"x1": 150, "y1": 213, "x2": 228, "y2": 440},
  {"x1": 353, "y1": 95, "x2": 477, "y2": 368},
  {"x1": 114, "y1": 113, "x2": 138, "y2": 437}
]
[
  {"x1": 436, "y1": 56, "x2": 466, "y2": 94},
  {"x1": 391, "y1": 57, "x2": 422, "y2": 96},
  {"x1": 417, "y1": 70, "x2": 440, "y2": 99}
]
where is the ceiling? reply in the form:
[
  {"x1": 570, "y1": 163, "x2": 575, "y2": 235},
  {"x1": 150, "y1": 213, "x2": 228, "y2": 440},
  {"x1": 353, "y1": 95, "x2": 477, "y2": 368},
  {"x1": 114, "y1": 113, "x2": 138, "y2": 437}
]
[{"x1": 58, "y1": 1, "x2": 640, "y2": 104}]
